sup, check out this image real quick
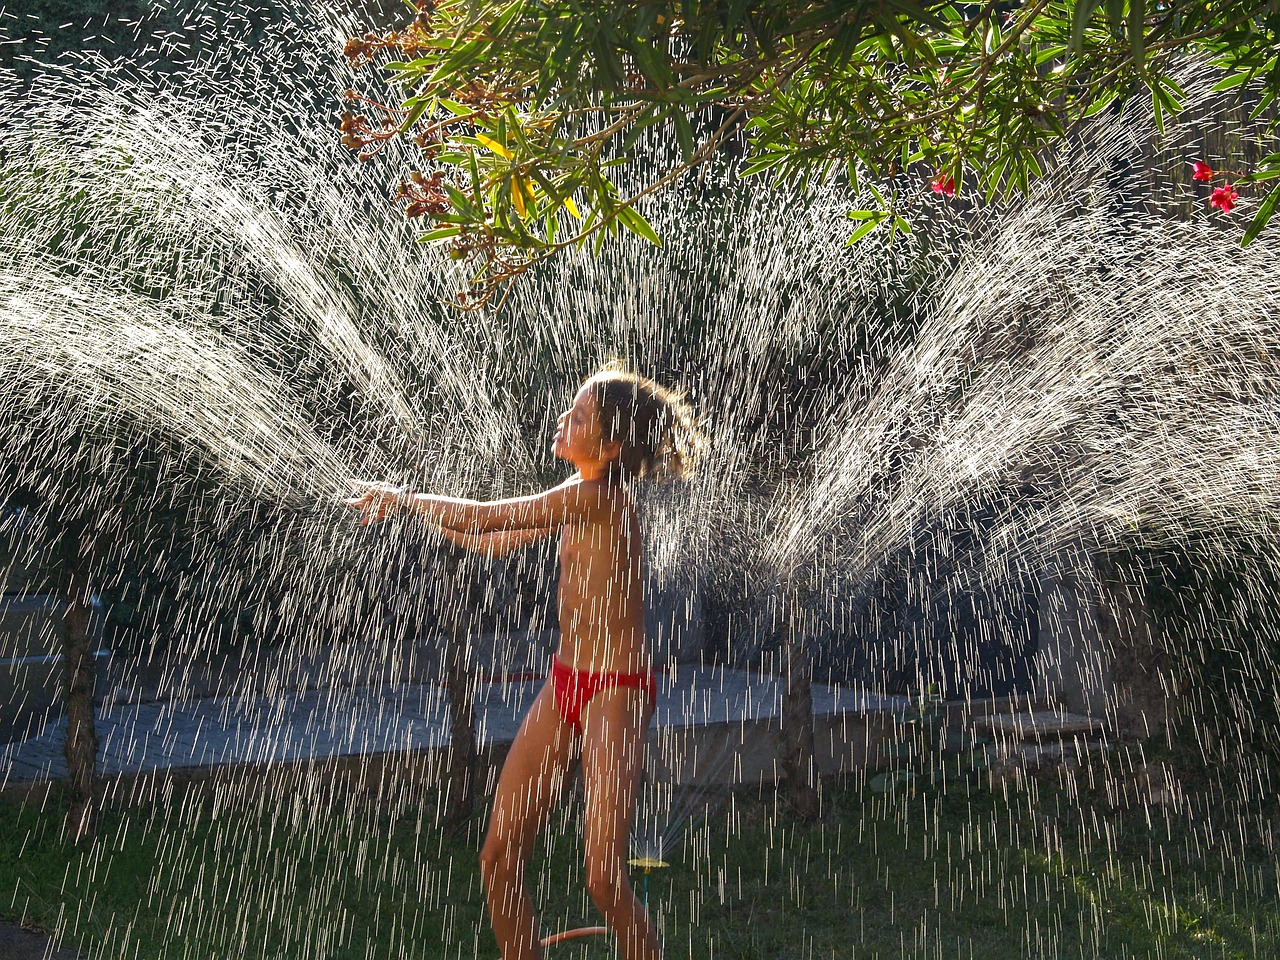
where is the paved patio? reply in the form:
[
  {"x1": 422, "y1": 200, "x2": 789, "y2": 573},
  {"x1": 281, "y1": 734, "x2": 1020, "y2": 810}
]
[{"x1": 1, "y1": 666, "x2": 911, "y2": 790}]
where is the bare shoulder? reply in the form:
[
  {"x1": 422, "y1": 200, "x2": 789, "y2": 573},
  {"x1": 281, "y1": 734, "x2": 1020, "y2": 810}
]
[{"x1": 550, "y1": 476, "x2": 630, "y2": 526}]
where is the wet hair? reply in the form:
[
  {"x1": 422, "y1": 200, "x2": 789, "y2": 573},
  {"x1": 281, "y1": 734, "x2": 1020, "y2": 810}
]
[{"x1": 586, "y1": 364, "x2": 704, "y2": 482}]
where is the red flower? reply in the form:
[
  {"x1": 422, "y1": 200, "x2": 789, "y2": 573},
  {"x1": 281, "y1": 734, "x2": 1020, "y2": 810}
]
[
  {"x1": 931, "y1": 172, "x2": 956, "y2": 198},
  {"x1": 1192, "y1": 160, "x2": 1215, "y2": 182},
  {"x1": 1209, "y1": 183, "x2": 1239, "y2": 213}
]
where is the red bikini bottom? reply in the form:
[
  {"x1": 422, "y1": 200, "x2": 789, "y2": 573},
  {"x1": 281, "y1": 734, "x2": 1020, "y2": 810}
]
[{"x1": 551, "y1": 658, "x2": 656, "y2": 732}]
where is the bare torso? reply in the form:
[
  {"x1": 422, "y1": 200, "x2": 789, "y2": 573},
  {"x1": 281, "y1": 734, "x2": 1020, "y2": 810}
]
[{"x1": 555, "y1": 479, "x2": 648, "y2": 674}]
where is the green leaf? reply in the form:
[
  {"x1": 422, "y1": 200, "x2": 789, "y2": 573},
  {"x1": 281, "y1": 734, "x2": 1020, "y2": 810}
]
[
  {"x1": 1211, "y1": 71, "x2": 1253, "y2": 93},
  {"x1": 672, "y1": 110, "x2": 696, "y2": 162},
  {"x1": 438, "y1": 99, "x2": 472, "y2": 117},
  {"x1": 417, "y1": 226, "x2": 463, "y2": 244},
  {"x1": 1128, "y1": 0, "x2": 1145, "y2": 67},
  {"x1": 880, "y1": 0, "x2": 947, "y2": 32},
  {"x1": 619, "y1": 105, "x2": 663, "y2": 155},
  {"x1": 740, "y1": 150, "x2": 786, "y2": 178},
  {"x1": 1024, "y1": 149, "x2": 1043, "y2": 181},
  {"x1": 398, "y1": 97, "x2": 433, "y2": 134},
  {"x1": 846, "y1": 212, "x2": 888, "y2": 244},
  {"x1": 1104, "y1": 0, "x2": 1125, "y2": 39},
  {"x1": 489, "y1": 0, "x2": 526, "y2": 37},
  {"x1": 617, "y1": 206, "x2": 662, "y2": 246},
  {"x1": 1069, "y1": 0, "x2": 1103, "y2": 57},
  {"x1": 845, "y1": 156, "x2": 859, "y2": 192},
  {"x1": 1242, "y1": 183, "x2": 1280, "y2": 247},
  {"x1": 468, "y1": 150, "x2": 483, "y2": 201},
  {"x1": 824, "y1": 21, "x2": 862, "y2": 73},
  {"x1": 1249, "y1": 87, "x2": 1276, "y2": 122},
  {"x1": 443, "y1": 183, "x2": 477, "y2": 217},
  {"x1": 426, "y1": 38, "x2": 487, "y2": 85},
  {"x1": 1082, "y1": 86, "x2": 1123, "y2": 118},
  {"x1": 630, "y1": 37, "x2": 672, "y2": 89},
  {"x1": 1159, "y1": 75, "x2": 1187, "y2": 105},
  {"x1": 1036, "y1": 43, "x2": 1070, "y2": 67},
  {"x1": 789, "y1": 6, "x2": 836, "y2": 34},
  {"x1": 984, "y1": 154, "x2": 1009, "y2": 203}
]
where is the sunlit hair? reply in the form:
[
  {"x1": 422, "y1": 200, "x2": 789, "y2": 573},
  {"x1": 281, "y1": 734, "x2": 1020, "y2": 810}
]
[{"x1": 586, "y1": 363, "x2": 704, "y2": 482}]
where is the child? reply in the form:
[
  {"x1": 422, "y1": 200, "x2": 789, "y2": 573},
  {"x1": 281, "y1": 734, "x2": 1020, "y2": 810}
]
[{"x1": 347, "y1": 365, "x2": 700, "y2": 960}]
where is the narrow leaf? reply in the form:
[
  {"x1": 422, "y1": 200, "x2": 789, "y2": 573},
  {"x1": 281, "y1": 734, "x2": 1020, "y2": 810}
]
[
  {"x1": 438, "y1": 99, "x2": 473, "y2": 116},
  {"x1": 618, "y1": 206, "x2": 662, "y2": 246},
  {"x1": 1104, "y1": 0, "x2": 1124, "y2": 38},
  {"x1": 398, "y1": 97, "x2": 432, "y2": 134},
  {"x1": 1242, "y1": 183, "x2": 1280, "y2": 247},
  {"x1": 846, "y1": 215, "x2": 887, "y2": 244},
  {"x1": 672, "y1": 110, "x2": 696, "y2": 162},
  {"x1": 620, "y1": 105, "x2": 663, "y2": 155},
  {"x1": 1211, "y1": 71, "x2": 1252, "y2": 92},
  {"x1": 740, "y1": 151, "x2": 786, "y2": 178},
  {"x1": 417, "y1": 226, "x2": 463, "y2": 244},
  {"x1": 511, "y1": 176, "x2": 527, "y2": 218},
  {"x1": 475, "y1": 133, "x2": 512, "y2": 159},
  {"x1": 1082, "y1": 87, "x2": 1122, "y2": 117},
  {"x1": 1128, "y1": 0, "x2": 1145, "y2": 67}
]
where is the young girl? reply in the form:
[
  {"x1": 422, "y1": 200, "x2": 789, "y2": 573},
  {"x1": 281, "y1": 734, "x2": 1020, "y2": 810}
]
[{"x1": 347, "y1": 366, "x2": 700, "y2": 960}]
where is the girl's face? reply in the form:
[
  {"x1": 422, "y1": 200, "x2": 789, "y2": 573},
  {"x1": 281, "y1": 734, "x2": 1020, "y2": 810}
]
[{"x1": 552, "y1": 383, "x2": 618, "y2": 473}]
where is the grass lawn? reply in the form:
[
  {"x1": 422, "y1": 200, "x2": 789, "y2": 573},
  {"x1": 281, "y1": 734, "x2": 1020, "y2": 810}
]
[{"x1": 2, "y1": 766, "x2": 1278, "y2": 959}]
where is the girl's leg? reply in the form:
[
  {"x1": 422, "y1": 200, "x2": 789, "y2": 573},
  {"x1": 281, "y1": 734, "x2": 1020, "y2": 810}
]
[
  {"x1": 480, "y1": 681, "x2": 575, "y2": 960},
  {"x1": 579, "y1": 689, "x2": 662, "y2": 960}
]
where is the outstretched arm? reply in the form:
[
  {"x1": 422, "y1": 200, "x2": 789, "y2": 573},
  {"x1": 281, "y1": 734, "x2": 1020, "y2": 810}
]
[
  {"x1": 347, "y1": 477, "x2": 608, "y2": 531},
  {"x1": 433, "y1": 524, "x2": 559, "y2": 559}
]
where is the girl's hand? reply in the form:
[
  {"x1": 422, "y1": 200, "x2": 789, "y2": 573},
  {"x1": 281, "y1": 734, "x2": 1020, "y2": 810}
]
[{"x1": 344, "y1": 481, "x2": 409, "y2": 526}]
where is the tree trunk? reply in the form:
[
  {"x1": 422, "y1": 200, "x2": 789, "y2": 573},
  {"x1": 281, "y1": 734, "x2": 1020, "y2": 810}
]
[
  {"x1": 60, "y1": 522, "x2": 98, "y2": 842},
  {"x1": 1094, "y1": 554, "x2": 1177, "y2": 742},
  {"x1": 780, "y1": 586, "x2": 819, "y2": 822},
  {"x1": 441, "y1": 549, "x2": 478, "y2": 827},
  {"x1": 444, "y1": 622, "x2": 478, "y2": 826}
]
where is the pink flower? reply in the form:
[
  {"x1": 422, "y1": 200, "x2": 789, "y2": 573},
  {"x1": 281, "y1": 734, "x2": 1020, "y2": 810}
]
[
  {"x1": 931, "y1": 172, "x2": 956, "y2": 198},
  {"x1": 1192, "y1": 160, "x2": 1215, "y2": 182},
  {"x1": 1209, "y1": 183, "x2": 1239, "y2": 213}
]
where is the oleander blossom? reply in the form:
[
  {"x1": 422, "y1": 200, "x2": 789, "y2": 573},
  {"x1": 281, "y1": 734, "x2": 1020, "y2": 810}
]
[
  {"x1": 931, "y1": 172, "x2": 956, "y2": 197},
  {"x1": 1210, "y1": 184, "x2": 1239, "y2": 213},
  {"x1": 1193, "y1": 160, "x2": 1215, "y2": 182}
]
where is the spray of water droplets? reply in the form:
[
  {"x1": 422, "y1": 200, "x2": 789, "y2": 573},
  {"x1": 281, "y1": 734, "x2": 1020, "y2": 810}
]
[{"x1": 1, "y1": 3, "x2": 1279, "y2": 957}]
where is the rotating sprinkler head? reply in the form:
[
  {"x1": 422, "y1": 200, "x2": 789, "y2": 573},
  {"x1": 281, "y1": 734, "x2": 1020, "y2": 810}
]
[
  {"x1": 627, "y1": 857, "x2": 670, "y2": 871},
  {"x1": 628, "y1": 856, "x2": 669, "y2": 909}
]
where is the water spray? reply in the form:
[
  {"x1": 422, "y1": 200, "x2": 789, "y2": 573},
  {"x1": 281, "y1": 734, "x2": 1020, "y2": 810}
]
[{"x1": 534, "y1": 857, "x2": 670, "y2": 949}]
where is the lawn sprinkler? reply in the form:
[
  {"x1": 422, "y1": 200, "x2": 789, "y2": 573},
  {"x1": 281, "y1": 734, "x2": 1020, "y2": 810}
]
[{"x1": 627, "y1": 856, "x2": 669, "y2": 910}]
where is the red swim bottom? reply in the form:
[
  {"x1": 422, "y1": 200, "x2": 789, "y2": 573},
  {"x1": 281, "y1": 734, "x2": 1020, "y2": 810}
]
[{"x1": 551, "y1": 658, "x2": 656, "y2": 732}]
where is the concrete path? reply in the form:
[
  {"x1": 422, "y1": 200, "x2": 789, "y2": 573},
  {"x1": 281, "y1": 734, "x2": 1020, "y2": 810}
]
[
  {"x1": 0, "y1": 922, "x2": 86, "y2": 960},
  {"x1": 1, "y1": 667, "x2": 908, "y2": 789}
]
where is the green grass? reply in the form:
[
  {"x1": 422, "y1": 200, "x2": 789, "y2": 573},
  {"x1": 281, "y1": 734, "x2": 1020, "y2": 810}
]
[{"x1": 2, "y1": 771, "x2": 1278, "y2": 960}]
